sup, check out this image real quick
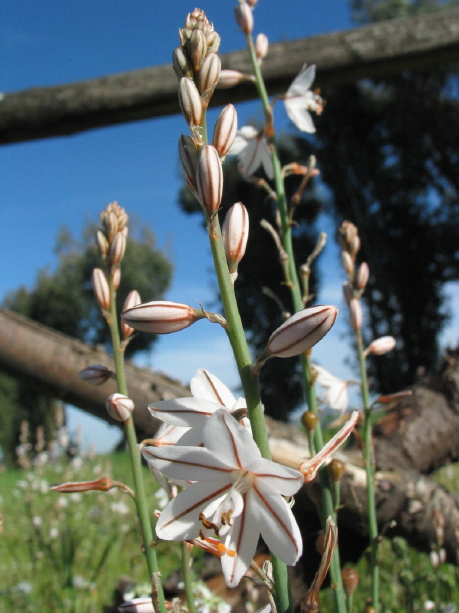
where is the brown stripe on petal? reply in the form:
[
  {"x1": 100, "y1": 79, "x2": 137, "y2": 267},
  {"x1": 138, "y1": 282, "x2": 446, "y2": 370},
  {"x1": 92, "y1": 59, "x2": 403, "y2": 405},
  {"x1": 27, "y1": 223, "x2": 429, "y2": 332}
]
[
  {"x1": 228, "y1": 492, "x2": 248, "y2": 585},
  {"x1": 161, "y1": 482, "x2": 232, "y2": 529},
  {"x1": 152, "y1": 407, "x2": 213, "y2": 417},
  {"x1": 253, "y1": 482, "x2": 300, "y2": 555},
  {"x1": 203, "y1": 370, "x2": 226, "y2": 406}
]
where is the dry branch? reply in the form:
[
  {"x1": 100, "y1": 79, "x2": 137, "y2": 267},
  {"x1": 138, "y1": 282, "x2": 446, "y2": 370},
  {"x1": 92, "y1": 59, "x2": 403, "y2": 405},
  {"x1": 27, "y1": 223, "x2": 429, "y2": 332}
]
[{"x1": 1, "y1": 9, "x2": 459, "y2": 144}]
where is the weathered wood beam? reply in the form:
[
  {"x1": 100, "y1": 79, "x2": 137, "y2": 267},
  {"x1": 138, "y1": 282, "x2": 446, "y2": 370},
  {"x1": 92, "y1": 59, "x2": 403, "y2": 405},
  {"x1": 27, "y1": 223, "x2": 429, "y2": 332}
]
[{"x1": 1, "y1": 9, "x2": 459, "y2": 145}]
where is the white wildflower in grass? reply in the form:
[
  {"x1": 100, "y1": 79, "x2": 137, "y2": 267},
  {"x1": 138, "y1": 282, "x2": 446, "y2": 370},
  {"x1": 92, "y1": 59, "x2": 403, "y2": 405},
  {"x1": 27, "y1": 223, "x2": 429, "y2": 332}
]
[
  {"x1": 312, "y1": 364, "x2": 350, "y2": 413},
  {"x1": 284, "y1": 64, "x2": 323, "y2": 133},
  {"x1": 148, "y1": 368, "x2": 250, "y2": 446},
  {"x1": 193, "y1": 580, "x2": 232, "y2": 613},
  {"x1": 228, "y1": 126, "x2": 274, "y2": 179},
  {"x1": 143, "y1": 409, "x2": 303, "y2": 588}
]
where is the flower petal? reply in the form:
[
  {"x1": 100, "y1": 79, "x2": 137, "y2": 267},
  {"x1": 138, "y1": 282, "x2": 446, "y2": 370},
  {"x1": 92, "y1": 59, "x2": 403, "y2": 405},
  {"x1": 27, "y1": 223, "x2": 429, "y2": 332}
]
[
  {"x1": 156, "y1": 477, "x2": 232, "y2": 540},
  {"x1": 142, "y1": 445, "x2": 233, "y2": 482},
  {"x1": 190, "y1": 368, "x2": 236, "y2": 408},
  {"x1": 285, "y1": 97, "x2": 316, "y2": 133},
  {"x1": 221, "y1": 492, "x2": 261, "y2": 587},
  {"x1": 203, "y1": 409, "x2": 261, "y2": 469},
  {"x1": 287, "y1": 64, "x2": 316, "y2": 97},
  {"x1": 148, "y1": 397, "x2": 223, "y2": 427},
  {"x1": 252, "y1": 480, "x2": 302, "y2": 565},
  {"x1": 248, "y1": 458, "x2": 304, "y2": 496}
]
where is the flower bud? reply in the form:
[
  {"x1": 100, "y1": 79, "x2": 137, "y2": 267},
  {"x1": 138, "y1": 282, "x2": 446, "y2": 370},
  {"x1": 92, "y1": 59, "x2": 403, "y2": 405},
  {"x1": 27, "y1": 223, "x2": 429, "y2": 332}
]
[
  {"x1": 213, "y1": 104, "x2": 238, "y2": 158},
  {"x1": 188, "y1": 29, "x2": 207, "y2": 72},
  {"x1": 255, "y1": 33, "x2": 268, "y2": 59},
  {"x1": 217, "y1": 70, "x2": 245, "y2": 88},
  {"x1": 79, "y1": 364, "x2": 114, "y2": 386},
  {"x1": 118, "y1": 598, "x2": 155, "y2": 613},
  {"x1": 104, "y1": 211, "x2": 118, "y2": 242},
  {"x1": 50, "y1": 477, "x2": 114, "y2": 493},
  {"x1": 112, "y1": 266, "x2": 121, "y2": 290},
  {"x1": 196, "y1": 145, "x2": 223, "y2": 215},
  {"x1": 341, "y1": 251, "x2": 354, "y2": 276},
  {"x1": 234, "y1": 3, "x2": 254, "y2": 34},
  {"x1": 172, "y1": 46, "x2": 193, "y2": 80},
  {"x1": 96, "y1": 230, "x2": 109, "y2": 258},
  {"x1": 342, "y1": 567, "x2": 359, "y2": 596},
  {"x1": 349, "y1": 234, "x2": 360, "y2": 258},
  {"x1": 106, "y1": 393, "x2": 134, "y2": 422},
  {"x1": 342, "y1": 282, "x2": 354, "y2": 306},
  {"x1": 109, "y1": 231, "x2": 126, "y2": 266},
  {"x1": 92, "y1": 268, "x2": 110, "y2": 310},
  {"x1": 301, "y1": 411, "x2": 318, "y2": 432},
  {"x1": 349, "y1": 298, "x2": 362, "y2": 332},
  {"x1": 121, "y1": 290, "x2": 141, "y2": 340},
  {"x1": 178, "y1": 134, "x2": 199, "y2": 194},
  {"x1": 179, "y1": 77, "x2": 202, "y2": 127},
  {"x1": 267, "y1": 305, "x2": 338, "y2": 359},
  {"x1": 121, "y1": 301, "x2": 205, "y2": 334},
  {"x1": 222, "y1": 202, "x2": 249, "y2": 273},
  {"x1": 199, "y1": 53, "x2": 221, "y2": 95},
  {"x1": 206, "y1": 31, "x2": 221, "y2": 55},
  {"x1": 327, "y1": 459, "x2": 345, "y2": 483},
  {"x1": 356, "y1": 262, "x2": 369, "y2": 290},
  {"x1": 367, "y1": 336, "x2": 396, "y2": 355}
]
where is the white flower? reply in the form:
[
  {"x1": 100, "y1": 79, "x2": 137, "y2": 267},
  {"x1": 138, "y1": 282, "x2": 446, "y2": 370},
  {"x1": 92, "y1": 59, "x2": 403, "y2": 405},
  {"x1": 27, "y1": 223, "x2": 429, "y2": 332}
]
[
  {"x1": 228, "y1": 126, "x2": 274, "y2": 179},
  {"x1": 148, "y1": 368, "x2": 250, "y2": 446},
  {"x1": 143, "y1": 409, "x2": 303, "y2": 588},
  {"x1": 284, "y1": 64, "x2": 323, "y2": 133},
  {"x1": 312, "y1": 364, "x2": 349, "y2": 413}
]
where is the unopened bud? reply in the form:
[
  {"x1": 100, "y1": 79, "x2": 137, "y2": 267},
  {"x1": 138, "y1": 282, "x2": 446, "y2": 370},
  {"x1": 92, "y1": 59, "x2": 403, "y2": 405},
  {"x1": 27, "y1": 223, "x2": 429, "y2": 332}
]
[
  {"x1": 179, "y1": 77, "x2": 202, "y2": 127},
  {"x1": 356, "y1": 262, "x2": 369, "y2": 290},
  {"x1": 217, "y1": 70, "x2": 246, "y2": 88},
  {"x1": 342, "y1": 567, "x2": 359, "y2": 596},
  {"x1": 206, "y1": 31, "x2": 221, "y2": 55},
  {"x1": 349, "y1": 234, "x2": 360, "y2": 258},
  {"x1": 109, "y1": 231, "x2": 126, "y2": 266},
  {"x1": 368, "y1": 336, "x2": 396, "y2": 355},
  {"x1": 172, "y1": 46, "x2": 193, "y2": 80},
  {"x1": 121, "y1": 301, "x2": 205, "y2": 334},
  {"x1": 213, "y1": 104, "x2": 238, "y2": 158},
  {"x1": 234, "y1": 3, "x2": 254, "y2": 34},
  {"x1": 199, "y1": 53, "x2": 221, "y2": 95},
  {"x1": 196, "y1": 145, "x2": 223, "y2": 215},
  {"x1": 96, "y1": 230, "x2": 109, "y2": 258},
  {"x1": 301, "y1": 411, "x2": 318, "y2": 432},
  {"x1": 106, "y1": 393, "x2": 134, "y2": 422},
  {"x1": 112, "y1": 266, "x2": 121, "y2": 290},
  {"x1": 267, "y1": 305, "x2": 338, "y2": 359},
  {"x1": 178, "y1": 134, "x2": 199, "y2": 194},
  {"x1": 349, "y1": 298, "x2": 362, "y2": 332},
  {"x1": 327, "y1": 459, "x2": 345, "y2": 483},
  {"x1": 92, "y1": 268, "x2": 110, "y2": 310},
  {"x1": 50, "y1": 477, "x2": 114, "y2": 493},
  {"x1": 341, "y1": 251, "x2": 354, "y2": 276},
  {"x1": 104, "y1": 211, "x2": 118, "y2": 242},
  {"x1": 342, "y1": 282, "x2": 354, "y2": 306},
  {"x1": 255, "y1": 33, "x2": 268, "y2": 59},
  {"x1": 121, "y1": 290, "x2": 142, "y2": 340},
  {"x1": 222, "y1": 202, "x2": 249, "y2": 273},
  {"x1": 118, "y1": 598, "x2": 155, "y2": 613},
  {"x1": 188, "y1": 29, "x2": 207, "y2": 72},
  {"x1": 79, "y1": 364, "x2": 114, "y2": 386}
]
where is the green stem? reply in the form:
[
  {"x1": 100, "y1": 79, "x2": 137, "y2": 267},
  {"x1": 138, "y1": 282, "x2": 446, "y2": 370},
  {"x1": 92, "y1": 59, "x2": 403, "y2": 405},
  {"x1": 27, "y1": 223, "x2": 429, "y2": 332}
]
[
  {"x1": 246, "y1": 32, "x2": 347, "y2": 613},
  {"x1": 356, "y1": 331, "x2": 379, "y2": 612},
  {"x1": 107, "y1": 276, "x2": 167, "y2": 613},
  {"x1": 181, "y1": 542, "x2": 197, "y2": 613}
]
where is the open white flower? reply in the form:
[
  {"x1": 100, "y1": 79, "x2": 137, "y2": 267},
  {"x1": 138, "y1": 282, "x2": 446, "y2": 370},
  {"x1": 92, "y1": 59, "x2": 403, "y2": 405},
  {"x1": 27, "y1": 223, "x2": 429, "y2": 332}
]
[
  {"x1": 148, "y1": 368, "x2": 250, "y2": 446},
  {"x1": 228, "y1": 126, "x2": 274, "y2": 179},
  {"x1": 312, "y1": 364, "x2": 349, "y2": 413},
  {"x1": 143, "y1": 409, "x2": 303, "y2": 588},
  {"x1": 284, "y1": 64, "x2": 323, "y2": 134}
]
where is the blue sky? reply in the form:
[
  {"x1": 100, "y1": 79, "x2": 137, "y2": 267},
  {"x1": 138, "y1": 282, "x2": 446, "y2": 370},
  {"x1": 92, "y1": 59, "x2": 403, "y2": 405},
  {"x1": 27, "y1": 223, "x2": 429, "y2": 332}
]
[{"x1": 2, "y1": 1, "x2": 458, "y2": 452}]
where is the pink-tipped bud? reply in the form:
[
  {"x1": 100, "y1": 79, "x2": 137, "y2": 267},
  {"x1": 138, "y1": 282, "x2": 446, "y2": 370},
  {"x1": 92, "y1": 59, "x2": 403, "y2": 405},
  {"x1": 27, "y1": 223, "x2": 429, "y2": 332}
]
[
  {"x1": 188, "y1": 29, "x2": 207, "y2": 72},
  {"x1": 349, "y1": 234, "x2": 360, "y2": 258},
  {"x1": 356, "y1": 262, "x2": 369, "y2": 290},
  {"x1": 106, "y1": 393, "x2": 134, "y2": 422},
  {"x1": 50, "y1": 477, "x2": 114, "y2": 493},
  {"x1": 79, "y1": 364, "x2": 114, "y2": 386},
  {"x1": 112, "y1": 266, "x2": 121, "y2": 290},
  {"x1": 121, "y1": 290, "x2": 141, "y2": 340},
  {"x1": 222, "y1": 202, "x2": 249, "y2": 273},
  {"x1": 179, "y1": 77, "x2": 202, "y2": 127},
  {"x1": 104, "y1": 211, "x2": 118, "y2": 243},
  {"x1": 342, "y1": 282, "x2": 354, "y2": 306},
  {"x1": 178, "y1": 134, "x2": 199, "y2": 195},
  {"x1": 213, "y1": 104, "x2": 238, "y2": 158},
  {"x1": 217, "y1": 70, "x2": 245, "y2": 89},
  {"x1": 267, "y1": 305, "x2": 338, "y2": 358},
  {"x1": 234, "y1": 3, "x2": 254, "y2": 34},
  {"x1": 196, "y1": 145, "x2": 223, "y2": 215},
  {"x1": 199, "y1": 53, "x2": 221, "y2": 95},
  {"x1": 172, "y1": 46, "x2": 193, "y2": 80},
  {"x1": 118, "y1": 598, "x2": 155, "y2": 613},
  {"x1": 92, "y1": 268, "x2": 110, "y2": 310},
  {"x1": 255, "y1": 33, "x2": 269, "y2": 59},
  {"x1": 341, "y1": 251, "x2": 354, "y2": 276},
  {"x1": 349, "y1": 298, "x2": 362, "y2": 332},
  {"x1": 96, "y1": 230, "x2": 109, "y2": 258},
  {"x1": 368, "y1": 336, "x2": 396, "y2": 355},
  {"x1": 121, "y1": 301, "x2": 205, "y2": 335},
  {"x1": 109, "y1": 232, "x2": 126, "y2": 266}
]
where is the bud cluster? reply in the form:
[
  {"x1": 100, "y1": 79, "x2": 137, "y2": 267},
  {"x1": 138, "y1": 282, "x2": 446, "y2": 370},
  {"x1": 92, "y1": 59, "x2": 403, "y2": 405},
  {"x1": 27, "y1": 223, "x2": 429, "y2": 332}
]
[
  {"x1": 97, "y1": 201, "x2": 128, "y2": 270},
  {"x1": 338, "y1": 221, "x2": 368, "y2": 333}
]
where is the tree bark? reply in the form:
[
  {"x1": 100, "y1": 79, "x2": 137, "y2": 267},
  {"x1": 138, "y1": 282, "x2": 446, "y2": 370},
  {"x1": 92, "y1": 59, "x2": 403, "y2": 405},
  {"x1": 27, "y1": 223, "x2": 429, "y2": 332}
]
[{"x1": 1, "y1": 9, "x2": 459, "y2": 144}]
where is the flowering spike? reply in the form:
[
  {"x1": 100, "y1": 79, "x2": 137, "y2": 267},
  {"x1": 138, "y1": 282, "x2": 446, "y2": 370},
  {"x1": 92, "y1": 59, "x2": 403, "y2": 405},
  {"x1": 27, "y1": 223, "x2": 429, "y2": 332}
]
[
  {"x1": 106, "y1": 393, "x2": 134, "y2": 422},
  {"x1": 121, "y1": 300, "x2": 206, "y2": 335}
]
